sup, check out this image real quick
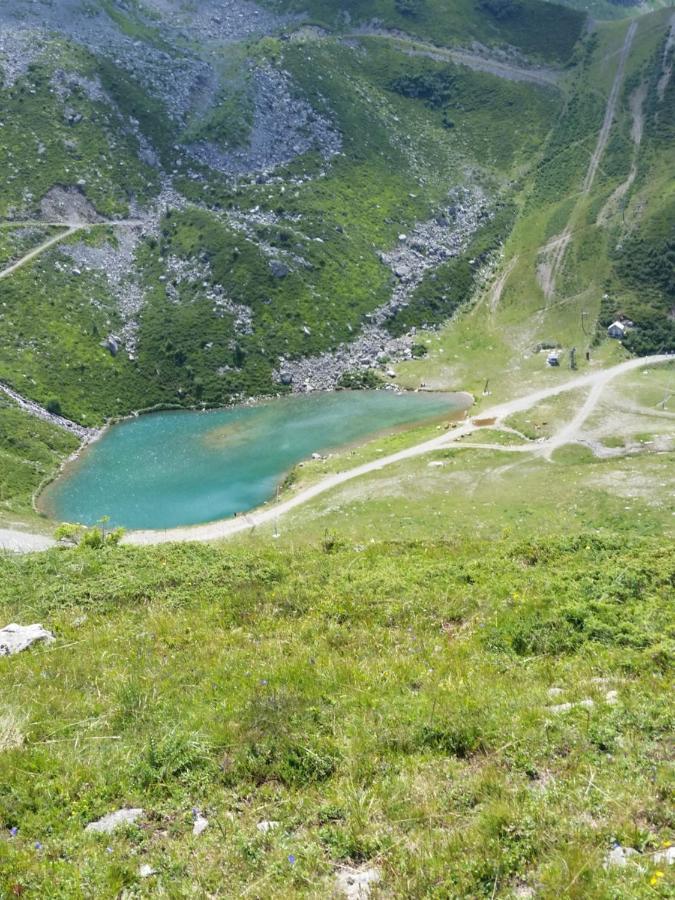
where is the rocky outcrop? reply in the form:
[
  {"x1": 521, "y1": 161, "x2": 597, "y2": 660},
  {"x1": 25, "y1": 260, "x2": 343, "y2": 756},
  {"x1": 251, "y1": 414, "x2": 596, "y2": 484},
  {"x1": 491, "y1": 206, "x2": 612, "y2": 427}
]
[
  {"x1": 85, "y1": 808, "x2": 144, "y2": 834},
  {"x1": 0, "y1": 623, "x2": 54, "y2": 656},
  {"x1": 275, "y1": 190, "x2": 489, "y2": 392},
  {"x1": 40, "y1": 186, "x2": 103, "y2": 224},
  {"x1": 188, "y1": 64, "x2": 341, "y2": 175},
  {"x1": 61, "y1": 227, "x2": 145, "y2": 354}
]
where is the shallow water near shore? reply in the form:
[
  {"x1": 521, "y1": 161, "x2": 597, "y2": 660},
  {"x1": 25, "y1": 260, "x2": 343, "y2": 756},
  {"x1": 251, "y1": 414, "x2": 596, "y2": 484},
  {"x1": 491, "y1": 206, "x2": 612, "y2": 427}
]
[{"x1": 40, "y1": 390, "x2": 469, "y2": 530}]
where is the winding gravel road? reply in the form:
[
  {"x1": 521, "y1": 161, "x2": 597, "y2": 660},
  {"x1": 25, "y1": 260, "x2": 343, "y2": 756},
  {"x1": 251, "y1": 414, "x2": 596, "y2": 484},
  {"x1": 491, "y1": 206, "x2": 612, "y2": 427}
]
[
  {"x1": 123, "y1": 354, "x2": 671, "y2": 547},
  {"x1": 0, "y1": 226, "x2": 81, "y2": 281}
]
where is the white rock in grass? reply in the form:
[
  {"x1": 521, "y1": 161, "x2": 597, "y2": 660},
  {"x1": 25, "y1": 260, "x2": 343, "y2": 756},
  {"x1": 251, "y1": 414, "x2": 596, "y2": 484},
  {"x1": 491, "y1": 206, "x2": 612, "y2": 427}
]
[
  {"x1": 604, "y1": 845, "x2": 638, "y2": 868},
  {"x1": 139, "y1": 864, "x2": 156, "y2": 878},
  {"x1": 653, "y1": 846, "x2": 675, "y2": 865},
  {"x1": 193, "y1": 814, "x2": 209, "y2": 836},
  {"x1": 85, "y1": 808, "x2": 143, "y2": 833},
  {"x1": 0, "y1": 624, "x2": 54, "y2": 656},
  {"x1": 548, "y1": 698, "x2": 594, "y2": 714},
  {"x1": 335, "y1": 866, "x2": 380, "y2": 899},
  {"x1": 256, "y1": 820, "x2": 279, "y2": 833}
]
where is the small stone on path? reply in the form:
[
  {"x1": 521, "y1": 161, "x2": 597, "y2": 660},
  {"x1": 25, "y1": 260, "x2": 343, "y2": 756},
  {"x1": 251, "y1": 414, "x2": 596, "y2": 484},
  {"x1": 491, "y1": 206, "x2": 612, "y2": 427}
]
[
  {"x1": 0, "y1": 624, "x2": 54, "y2": 656},
  {"x1": 85, "y1": 808, "x2": 143, "y2": 833},
  {"x1": 335, "y1": 866, "x2": 380, "y2": 899}
]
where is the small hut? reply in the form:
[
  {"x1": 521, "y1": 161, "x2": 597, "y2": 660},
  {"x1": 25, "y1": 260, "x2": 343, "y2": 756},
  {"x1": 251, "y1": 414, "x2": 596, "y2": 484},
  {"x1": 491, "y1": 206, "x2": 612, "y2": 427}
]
[{"x1": 607, "y1": 321, "x2": 627, "y2": 339}]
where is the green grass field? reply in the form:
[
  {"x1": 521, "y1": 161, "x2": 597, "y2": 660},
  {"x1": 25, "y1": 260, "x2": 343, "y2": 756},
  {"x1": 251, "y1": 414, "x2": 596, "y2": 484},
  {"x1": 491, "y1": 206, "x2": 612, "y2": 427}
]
[{"x1": 1, "y1": 531, "x2": 673, "y2": 898}]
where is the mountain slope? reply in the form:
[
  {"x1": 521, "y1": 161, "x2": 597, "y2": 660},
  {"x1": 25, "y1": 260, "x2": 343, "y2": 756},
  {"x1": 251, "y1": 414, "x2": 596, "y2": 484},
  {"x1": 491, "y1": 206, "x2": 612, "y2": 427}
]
[
  {"x1": 0, "y1": 0, "x2": 575, "y2": 424},
  {"x1": 0, "y1": 0, "x2": 673, "y2": 530}
]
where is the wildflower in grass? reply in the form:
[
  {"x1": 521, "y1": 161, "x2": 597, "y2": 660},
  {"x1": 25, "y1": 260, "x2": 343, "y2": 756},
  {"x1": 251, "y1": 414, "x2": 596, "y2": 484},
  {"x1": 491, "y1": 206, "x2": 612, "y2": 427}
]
[
  {"x1": 106, "y1": 847, "x2": 113, "y2": 854},
  {"x1": 260, "y1": 679, "x2": 268, "y2": 686},
  {"x1": 34, "y1": 842, "x2": 42, "y2": 851},
  {"x1": 288, "y1": 854, "x2": 296, "y2": 864},
  {"x1": 9, "y1": 826, "x2": 18, "y2": 837}
]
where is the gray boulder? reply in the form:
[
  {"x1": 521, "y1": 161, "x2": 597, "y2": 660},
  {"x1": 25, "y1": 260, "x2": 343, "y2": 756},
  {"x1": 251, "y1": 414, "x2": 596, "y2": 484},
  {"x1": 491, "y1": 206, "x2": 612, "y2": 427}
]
[
  {"x1": 85, "y1": 808, "x2": 144, "y2": 833},
  {"x1": 604, "y1": 845, "x2": 638, "y2": 868},
  {"x1": 335, "y1": 866, "x2": 380, "y2": 898},
  {"x1": 0, "y1": 624, "x2": 54, "y2": 656},
  {"x1": 269, "y1": 260, "x2": 290, "y2": 278}
]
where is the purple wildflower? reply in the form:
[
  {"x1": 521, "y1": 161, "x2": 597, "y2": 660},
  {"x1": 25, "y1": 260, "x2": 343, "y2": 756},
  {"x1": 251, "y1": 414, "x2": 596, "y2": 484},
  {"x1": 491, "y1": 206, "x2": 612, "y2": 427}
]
[
  {"x1": 9, "y1": 826, "x2": 18, "y2": 837},
  {"x1": 35, "y1": 841, "x2": 42, "y2": 850},
  {"x1": 288, "y1": 854, "x2": 296, "y2": 864}
]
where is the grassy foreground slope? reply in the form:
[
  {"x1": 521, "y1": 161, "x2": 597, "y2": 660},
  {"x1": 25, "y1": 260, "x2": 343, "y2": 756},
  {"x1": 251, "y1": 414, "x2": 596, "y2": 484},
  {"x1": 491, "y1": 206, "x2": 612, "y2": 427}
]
[{"x1": 1, "y1": 532, "x2": 673, "y2": 898}]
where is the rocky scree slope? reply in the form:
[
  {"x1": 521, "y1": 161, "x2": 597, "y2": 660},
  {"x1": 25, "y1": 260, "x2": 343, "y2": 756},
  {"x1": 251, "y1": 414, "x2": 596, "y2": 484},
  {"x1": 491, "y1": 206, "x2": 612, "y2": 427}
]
[{"x1": 0, "y1": 0, "x2": 581, "y2": 428}]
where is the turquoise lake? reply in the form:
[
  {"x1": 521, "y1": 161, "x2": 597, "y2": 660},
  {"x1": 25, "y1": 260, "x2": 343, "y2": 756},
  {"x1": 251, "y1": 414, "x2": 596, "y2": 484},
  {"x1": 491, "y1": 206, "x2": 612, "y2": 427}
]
[{"x1": 41, "y1": 390, "x2": 468, "y2": 530}]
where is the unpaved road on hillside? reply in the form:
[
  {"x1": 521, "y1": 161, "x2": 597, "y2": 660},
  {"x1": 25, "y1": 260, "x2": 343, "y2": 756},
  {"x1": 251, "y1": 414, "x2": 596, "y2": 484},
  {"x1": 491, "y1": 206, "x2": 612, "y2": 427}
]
[
  {"x1": 348, "y1": 29, "x2": 562, "y2": 88},
  {"x1": 657, "y1": 12, "x2": 675, "y2": 100},
  {"x1": 539, "y1": 21, "x2": 638, "y2": 300},
  {"x1": 488, "y1": 256, "x2": 518, "y2": 314},
  {"x1": 597, "y1": 79, "x2": 646, "y2": 225},
  {"x1": 0, "y1": 218, "x2": 146, "y2": 281},
  {"x1": 0, "y1": 226, "x2": 81, "y2": 281},
  {"x1": 583, "y1": 21, "x2": 638, "y2": 193},
  {"x1": 123, "y1": 354, "x2": 671, "y2": 547},
  {"x1": 3, "y1": 355, "x2": 669, "y2": 553},
  {"x1": 0, "y1": 528, "x2": 55, "y2": 553}
]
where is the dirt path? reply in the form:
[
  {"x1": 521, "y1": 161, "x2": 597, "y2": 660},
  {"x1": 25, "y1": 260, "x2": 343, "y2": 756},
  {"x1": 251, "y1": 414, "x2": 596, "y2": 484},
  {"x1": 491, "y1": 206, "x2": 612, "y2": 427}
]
[
  {"x1": 538, "y1": 231, "x2": 572, "y2": 302},
  {"x1": 0, "y1": 220, "x2": 145, "y2": 228},
  {"x1": 657, "y1": 12, "x2": 675, "y2": 100},
  {"x1": 0, "y1": 226, "x2": 81, "y2": 281},
  {"x1": 583, "y1": 21, "x2": 638, "y2": 193},
  {"x1": 0, "y1": 528, "x2": 55, "y2": 554},
  {"x1": 347, "y1": 30, "x2": 562, "y2": 89},
  {"x1": 122, "y1": 354, "x2": 671, "y2": 546},
  {"x1": 538, "y1": 21, "x2": 638, "y2": 300},
  {"x1": 488, "y1": 256, "x2": 518, "y2": 314},
  {"x1": 596, "y1": 79, "x2": 646, "y2": 226}
]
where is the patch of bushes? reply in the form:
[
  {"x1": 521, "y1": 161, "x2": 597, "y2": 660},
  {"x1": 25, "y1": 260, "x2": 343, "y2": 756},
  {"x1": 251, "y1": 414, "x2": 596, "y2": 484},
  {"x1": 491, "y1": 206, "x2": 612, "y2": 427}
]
[{"x1": 337, "y1": 369, "x2": 383, "y2": 389}]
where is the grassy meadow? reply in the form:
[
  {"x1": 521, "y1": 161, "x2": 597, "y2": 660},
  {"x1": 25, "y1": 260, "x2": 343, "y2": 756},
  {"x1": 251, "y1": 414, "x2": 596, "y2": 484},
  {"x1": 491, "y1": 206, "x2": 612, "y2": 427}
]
[{"x1": 1, "y1": 532, "x2": 673, "y2": 898}]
